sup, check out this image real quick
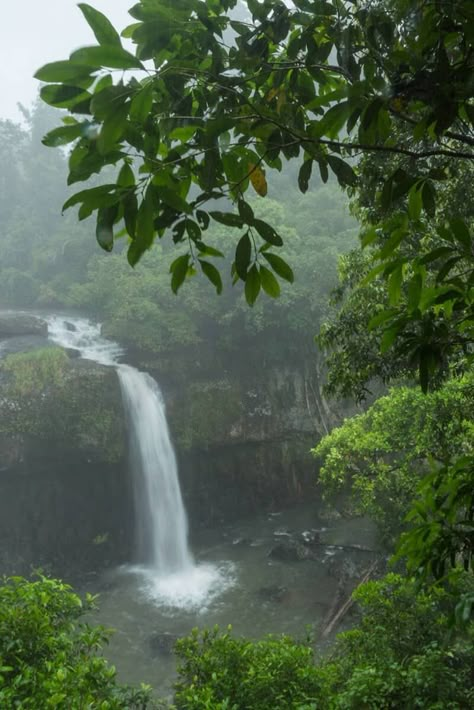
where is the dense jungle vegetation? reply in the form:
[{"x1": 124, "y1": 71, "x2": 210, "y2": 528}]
[{"x1": 1, "y1": 0, "x2": 474, "y2": 707}]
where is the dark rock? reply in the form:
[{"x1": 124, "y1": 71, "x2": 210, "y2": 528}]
[
  {"x1": 64, "y1": 347, "x2": 81, "y2": 359},
  {"x1": 0, "y1": 313, "x2": 47, "y2": 337},
  {"x1": 269, "y1": 538, "x2": 316, "y2": 562},
  {"x1": 301, "y1": 530, "x2": 321, "y2": 547},
  {"x1": 326, "y1": 555, "x2": 359, "y2": 581},
  {"x1": 65, "y1": 321, "x2": 77, "y2": 332},
  {"x1": 232, "y1": 536, "x2": 253, "y2": 546},
  {"x1": 257, "y1": 585, "x2": 288, "y2": 603},
  {"x1": 149, "y1": 632, "x2": 179, "y2": 657}
]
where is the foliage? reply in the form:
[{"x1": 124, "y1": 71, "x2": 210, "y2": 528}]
[
  {"x1": 397, "y1": 456, "x2": 474, "y2": 581},
  {"x1": 0, "y1": 348, "x2": 124, "y2": 461},
  {"x1": 173, "y1": 575, "x2": 474, "y2": 709},
  {"x1": 174, "y1": 626, "x2": 322, "y2": 709},
  {"x1": 319, "y1": 148, "x2": 474, "y2": 401},
  {"x1": 35, "y1": 0, "x2": 474, "y2": 341},
  {"x1": 0, "y1": 575, "x2": 155, "y2": 709},
  {"x1": 323, "y1": 573, "x2": 474, "y2": 709},
  {"x1": 318, "y1": 249, "x2": 403, "y2": 401},
  {"x1": 1, "y1": 347, "x2": 68, "y2": 397},
  {"x1": 312, "y1": 375, "x2": 474, "y2": 543},
  {"x1": 0, "y1": 103, "x2": 355, "y2": 359}
]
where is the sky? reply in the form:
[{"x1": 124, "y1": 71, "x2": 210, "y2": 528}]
[{"x1": 0, "y1": 0, "x2": 133, "y2": 122}]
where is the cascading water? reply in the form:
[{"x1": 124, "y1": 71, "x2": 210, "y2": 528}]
[
  {"x1": 118, "y1": 366, "x2": 192, "y2": 573},
  {"x1": 47, "y1": 315, "x2": 232, "y2": 609}
]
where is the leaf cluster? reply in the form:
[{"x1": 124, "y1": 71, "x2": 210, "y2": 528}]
[{"x1": 0, "y1": 575, "x2": 155, "y2": 709}]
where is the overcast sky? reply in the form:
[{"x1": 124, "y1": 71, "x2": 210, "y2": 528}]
[{"x1": 0, "y1": 0, "x2": 133, "y2": 122}]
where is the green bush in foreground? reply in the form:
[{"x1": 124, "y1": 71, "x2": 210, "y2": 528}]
[
  {"x1": 174, "y1": 574, "x2": 474, "y2": 710},
  {"x1": 1, "y1": 574, "x2": 473, "y2": 709},
  {"x1": 0, "y1": 576, "x2": 154, "y2": 709},
  {"x1": 174, "y1": 627, "x2": 322, "y2": 709}
]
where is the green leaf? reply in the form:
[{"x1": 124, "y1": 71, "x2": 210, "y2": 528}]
[
  {"x1": 63, "y1": 184, "x2": 119, "y2": 211},
  {"x1": 408, "y1": 184, "x2": 423, "y2": 221},
  {"x1": 129, "y1": 82, "x2": 154, "y2": 122},
  {"x1": 78, "y1": 4, "x2": 122, "y2": 47},
  {"x1": 262, "y1": 252, "x2": 294, "y2": 283},
  {"x1": 238, "y1": 200, "x2": 254, "y2": 224},
  {"x1": 449, "y1": 218, "x2": 471, "y2": 251},
  {"x1": 96, "y1": 205, "x2": 118, "y2": 252},
  {"x1": 170, "y1": 254, "x2": 190, "y2": 294},
  {"x1": 422, "y1": 181, "x2": 436, "y2": 217},
  {"x1": 253, "y1": 219, "x2": 283, "y2": 246},
  {"x1": 129, "y1": 187, "x2": 155, "y2": 265},
  {"x1": 97, "y1": 102, "x2": 129, "y2": 153},
  {"x1": 123, "y1": 192, "x2": 138, "y2": 238},
  {"x1": 35, "y1": 61, "x2": 96, "y2": 83},
  {"x1": 40, "y1": 85, "x2": 89, "y2": 109},
  {"x1": 199, "y1": 260, "x2": 223, "y2": 294},
  {"x1": 327, "y1": 155, "x2": 357, "y2": 186},
  {"x1": 42, "y1": 124, "x2": 84, "y2": 147},
  {"x1": 235, "y1": 233, "x2": 252, "y2": 280},
  {"x1": 259, "y1": 265, "x2": 281, "y2": 298},
  {"x1": 69, "y1": 45, "x2": 144, "y2": 70},
  {"x1": 245, "y1": 265, "x2": 261, "y2": 305},
  {"x1": 118, "y1": 162, "x2": 135, "y2": 187},
  {"x1": 186, "y1": 219, "x2": 201, "y2": 241},
  {"x1": 210, "y1": 211, "x2": 243, "y2": 228},
  {"x1": 407, "y1": 273, "x2": 423, "y2": 312},
  {"x1": 196, "y1": 242, "x2": 224, "y2": 258},
  {"x1": 317, "y1": 158, "x2": 329, "y2": 184},
  {"x1": 380, "y1": 326, "x2": 399, "y2": 354},
  {"x1": 368, "y1": 309, "x2": 395, "y2": 331},
  {"x1": 298, "y1": 160, "x2": 313, "y2": 193},
  {"x1": 160, "y1": 188, "x2": 191, "y2": 214},
  {"x1": 388, "y1": 264, "x2": 403, "y2": 305}
]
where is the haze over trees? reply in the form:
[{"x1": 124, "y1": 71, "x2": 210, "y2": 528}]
[{"x1": 0, "y1": 0, "x2": 473, "y2": 707}]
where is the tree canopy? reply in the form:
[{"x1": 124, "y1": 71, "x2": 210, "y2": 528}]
[{"x1": 35, "y1": 0, "x2": 474, "y2": 388}]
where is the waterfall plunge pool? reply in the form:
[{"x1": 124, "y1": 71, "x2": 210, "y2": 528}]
[{"x1": 80, "y1": 508, "x2": 377, "y2": 700}]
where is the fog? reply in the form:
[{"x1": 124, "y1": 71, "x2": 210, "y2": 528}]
[{"x1": 0, "y1": 0, "x2": 132, "y2": 121}]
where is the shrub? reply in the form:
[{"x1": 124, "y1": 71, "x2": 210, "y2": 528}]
[
  {"x1": 0, "y1": 575, "x2": 155, "y2": 709},
  {"x1": 174, "y1": 626, "x2": 323, "y2": 709}
]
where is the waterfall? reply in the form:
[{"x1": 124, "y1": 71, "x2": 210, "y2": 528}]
[
  {"x1": 47, "y1": 315, "x2": 231, "y2": 608},
  {"x1": 118, "y1": 365, "x2": 192, "y2": 573}
]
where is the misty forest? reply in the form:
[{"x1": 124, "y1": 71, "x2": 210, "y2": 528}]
[{"x1": 1, "y1": 0, "x2": 474, "y2": 707}]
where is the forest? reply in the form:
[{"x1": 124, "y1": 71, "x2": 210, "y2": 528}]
[{"x1": 1, "y1": 0, "x2": 473, "y2": 708}]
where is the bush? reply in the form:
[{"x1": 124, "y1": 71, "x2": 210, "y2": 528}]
[
  {"x1": 323, "y1": 574, "x2": 474, "y2": 709},
  {"x1": 173, "y1": 575, "x2": 474, "y2": 709},
  {"x1": 0, "y1": 575, "x2": 155, "y2": 709},
  {"x1": 174, "y1": 626, "x2": 323, "y2": 709}
]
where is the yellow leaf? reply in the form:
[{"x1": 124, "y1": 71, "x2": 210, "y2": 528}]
[
  {"x1": 248, "y1": 163, "x2": 268, "y2": 197},
  {"x1": 266, "y1": 87, "x2": 279, "y2": 102},
  {"x1": 277, "y1": 89, "x2": 286, "y2": 113}
]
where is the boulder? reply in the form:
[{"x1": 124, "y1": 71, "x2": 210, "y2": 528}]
[
  {"x1": 269, "y1": 538, "x2": 316, "y2": 561},
  {"x1": 149, "y1": 632, "x2": 179, "y2": 657},
  {"x1": 0, "y1": 313, "x2": 47, "y2": 337},
  {"x1": 256, "y1": 585, "x2": 288, "y2": 603}
]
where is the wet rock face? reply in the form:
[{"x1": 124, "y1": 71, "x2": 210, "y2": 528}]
[
  {"x1": 0, "y1": 350, "x2": 132, "y2": 577},
  {"x1": 0, "y1": 313, "x2": 47, "y2": 337},
  {"x1": 0, "y1": 327, "x2": 335, "y2": 574}
]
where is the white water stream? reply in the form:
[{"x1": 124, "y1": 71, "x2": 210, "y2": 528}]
[{"x1": 47, "y1": 315, "x2": 232, "y2": 609}]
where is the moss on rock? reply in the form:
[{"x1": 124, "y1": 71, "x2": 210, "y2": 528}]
[{"x1": 0, "y1": 348, "x2": 124, "y2": 462}]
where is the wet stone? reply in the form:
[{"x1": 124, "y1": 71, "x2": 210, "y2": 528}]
[{"x1": 149, "y1": 632, "x2": 179, "y2": 657}]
